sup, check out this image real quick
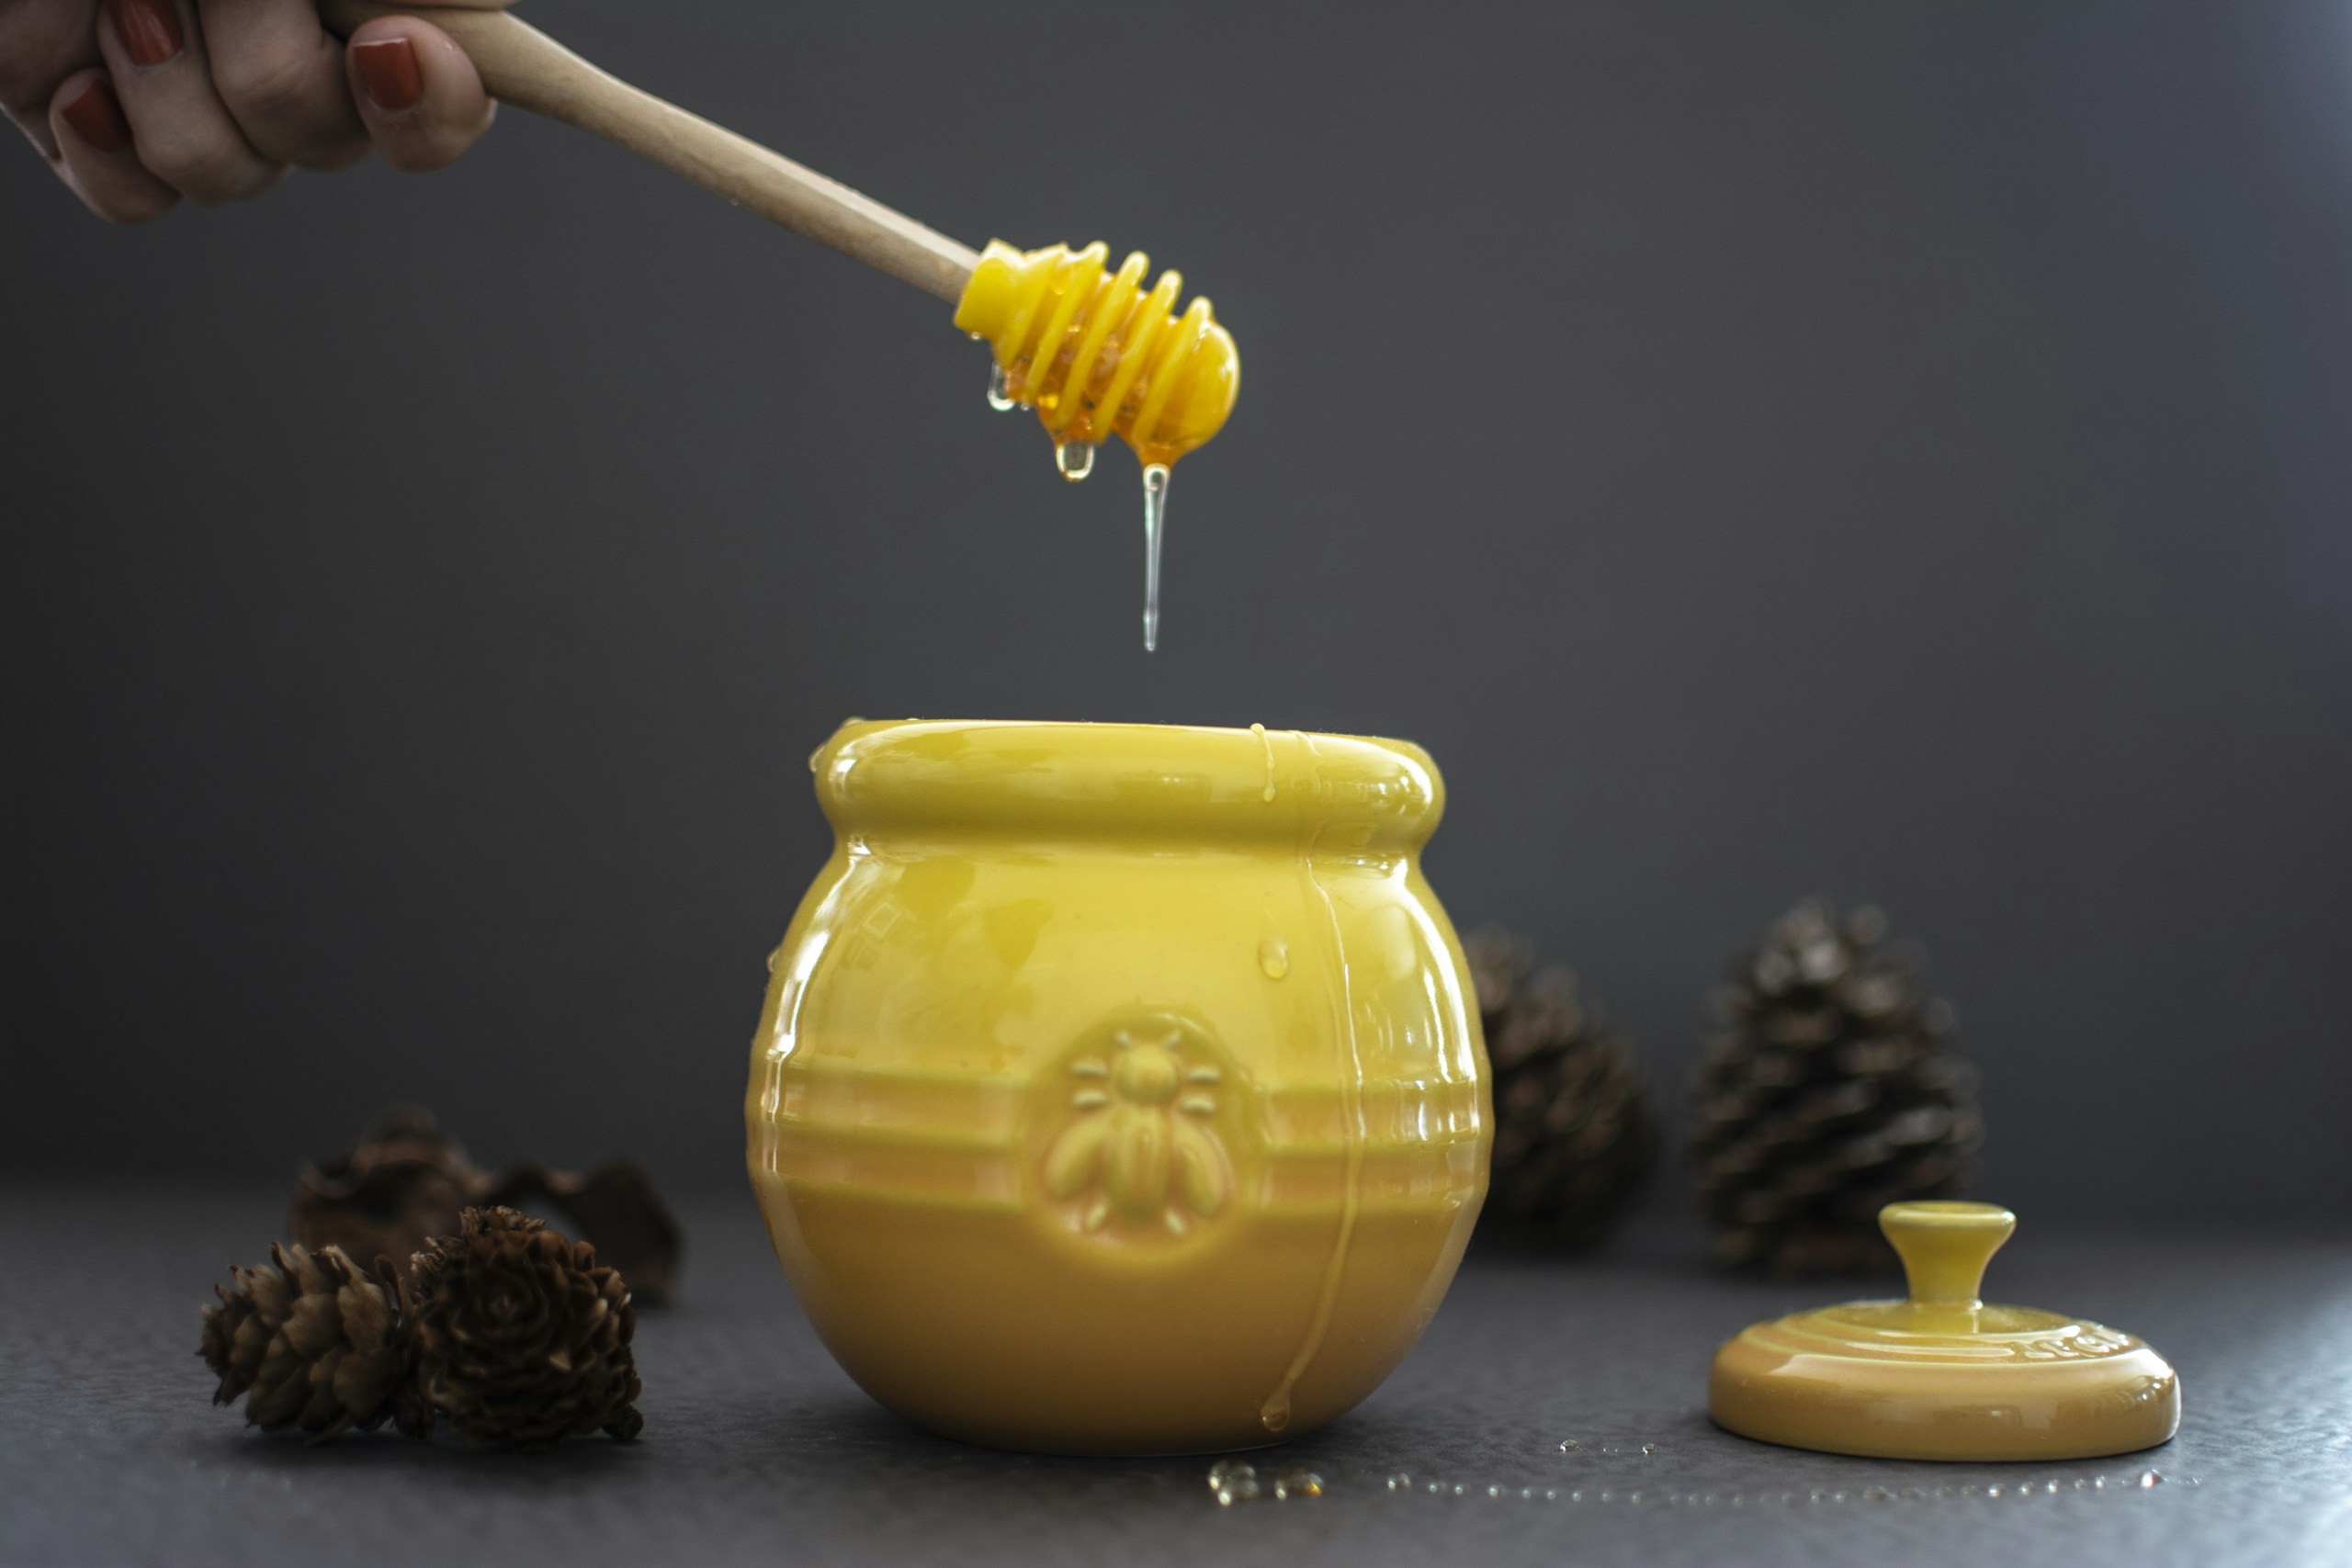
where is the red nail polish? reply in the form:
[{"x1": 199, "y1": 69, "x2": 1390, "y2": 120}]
[
  {"x1": 60, "y1": 77, "x2": 132, "y2": 153},
  {"x1": 351, "y1": 37, "x2": 424, "y2": 113},
  {"x1": 107, "y1": 0, "x2": 183, "y2": 68}
]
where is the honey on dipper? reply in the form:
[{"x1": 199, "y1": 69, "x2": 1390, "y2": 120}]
[{"x1": 956, "y1": 241, "x2": 1242, "y2": 650}]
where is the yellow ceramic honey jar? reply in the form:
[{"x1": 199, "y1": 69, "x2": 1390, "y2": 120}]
[{"x1": 746, "y1": 719, "x2": 1491, "y2": 1453}]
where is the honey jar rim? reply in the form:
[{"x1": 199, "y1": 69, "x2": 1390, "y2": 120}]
[{"x1": 808, "y1": 718, "x2": 1444, "y2": 847}]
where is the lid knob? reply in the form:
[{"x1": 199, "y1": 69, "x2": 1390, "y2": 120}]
[{"x1": 1880, "y1": 1201, "x2": 2015, "y2": 1308}]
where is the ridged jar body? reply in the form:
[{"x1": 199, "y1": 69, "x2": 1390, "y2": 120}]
[{"x1": 746, "y1": 720, "x2": 1490, "y2": 1454}]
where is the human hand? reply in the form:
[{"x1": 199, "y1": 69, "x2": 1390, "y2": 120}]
[{"x1": 2, "y1": 0, "x2": 495, "y2": 222}]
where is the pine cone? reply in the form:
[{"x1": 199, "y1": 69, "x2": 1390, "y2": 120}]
[
  {"x1": 290, "y1": 1106, "x2": 486, "y2": 1278},
  {"x1": 1466, "y1": 928, "x2": 1655, "y2": 1247},
  {"x1": 1690, "y1": 899, "x2": 1981, "y2": 1276},
  {"x1": 408, "y1": 1207, "x2": 643, "y2": 1450},
  {"x1": 198, "y1": 1243, "x2": 416, "y2": 1440}
]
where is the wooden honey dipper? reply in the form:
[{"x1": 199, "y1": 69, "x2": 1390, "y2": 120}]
[{"x1": 320, "y1": 2, "x2": 1241, "y2": 471}]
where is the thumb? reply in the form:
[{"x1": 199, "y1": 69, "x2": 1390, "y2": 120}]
[{"x1": 345, "y1": 17, "x2": 492, "y2": 172}]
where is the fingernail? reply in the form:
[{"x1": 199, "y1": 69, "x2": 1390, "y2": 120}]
[
  {"x1": 351, "y1": 37, "x2": 424, "y2": 114},
  {"x1": 107, "y1": 0, "x2": 184, "y2": 68},
  {"x1": 61, "y1": 77, "x2": 132, "y2": 154}
]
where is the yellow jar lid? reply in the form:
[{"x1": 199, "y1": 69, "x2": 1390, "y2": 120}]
[{"x1": 1709, "y1": 1201, "x2": 2180, "y2": 1461}]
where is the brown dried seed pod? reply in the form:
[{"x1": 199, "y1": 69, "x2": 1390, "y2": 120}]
[
  {"x1": 293, "y1": 1107, "x2": 684, "y2": 1303},
  {"x1": 1464, "y1": 927, "x2": 1656, "y2": 1248},
  {"x1": 198, "y1": 1242, "x2": 414, "y2": 1440},
  {"x1": 1690, "y1": 899, "x2": 1982, "y2": 1276},
  {"x1": 408, "y1": 1207, "x2": 643, "y2": 1451},
  {"x1": 289, "y1": 1106, "x2": 487, "y2": 1278}
]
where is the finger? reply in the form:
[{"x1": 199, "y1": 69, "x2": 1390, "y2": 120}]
[
  {"x1": 48, "y1": 68, "x2": 179, "y2": 222},
  {"x1": 196, "y1": 0, "x2": 367, "y2": 171},
  {"x1": 346, "y1": 17, "x2": 492, "y2": 174},
  {"x1": 98, "y1": 0, "x2": 286, "y2": 204},
  {"x1": 2, "y1": 0, "x2": 104, "y2": 161}
]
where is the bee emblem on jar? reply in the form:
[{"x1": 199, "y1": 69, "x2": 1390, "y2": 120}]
[{"x1": 1042, "y1": 1013, "x2": 1235, "y2": 1239}]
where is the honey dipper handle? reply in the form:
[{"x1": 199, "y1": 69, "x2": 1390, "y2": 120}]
[{"x1": 318, "y1": 1, "x2": 981, "y2": 302}]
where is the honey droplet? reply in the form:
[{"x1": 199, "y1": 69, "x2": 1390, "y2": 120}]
[
  {"x1": 1206, "y1": 1459, "x2": 1261, "y2": 1506},
  {"x1": 1259, "y1": 937, "x2": 1289, "y2": 979},
  {"x1": 986, "y1": 362, "x2": 1017, "y2": 411},
  {"x1": 1250, "y1": 719, "x2": 1275, "y2": 800},
  {"x1": 1056, "y1": 438, "x2": 1096, "y2": 482}
]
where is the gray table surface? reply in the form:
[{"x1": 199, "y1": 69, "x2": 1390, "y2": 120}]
[{"x1": 5, "y1": 1184, "x2": 2348, "y2": 1568}]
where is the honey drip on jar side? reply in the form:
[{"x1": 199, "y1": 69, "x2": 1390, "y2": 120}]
[{"x1": 1259, "y1": 735, "x2": 1368, "y2": 1434}]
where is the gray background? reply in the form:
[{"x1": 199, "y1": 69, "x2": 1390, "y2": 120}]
[{"x1": 5, "y1": 0, "x2": 2349, "y2": 1222}]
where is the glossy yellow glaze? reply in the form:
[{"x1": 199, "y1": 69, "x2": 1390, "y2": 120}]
[
  {"x1": 746, "y1": 719, "x2": 1489, "y2": 1454},
  {"x1": 954, "y1": 242, "x2": 1240, "y2": 467},
  {"x1": 1710, "y1": 1201, "x2": 2181, "y2": 1461}
]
